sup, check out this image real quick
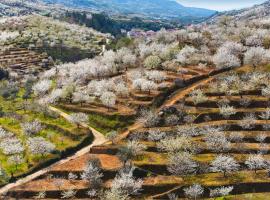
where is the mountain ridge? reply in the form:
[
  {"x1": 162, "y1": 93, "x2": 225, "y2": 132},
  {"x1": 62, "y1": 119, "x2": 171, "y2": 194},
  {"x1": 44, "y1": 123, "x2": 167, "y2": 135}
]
[{"x1": 43, "y1": 0, "x2": 217, "y2": 21}]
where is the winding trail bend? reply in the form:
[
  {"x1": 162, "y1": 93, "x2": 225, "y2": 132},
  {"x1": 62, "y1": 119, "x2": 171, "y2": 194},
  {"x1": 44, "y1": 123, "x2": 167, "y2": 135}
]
[
  {"x1": 117, "y1": 74, "x2": 216, "y2": 141},
  {"x1": 117, "y1": 67, "x2": 239, "y2": 141},
  {"x1": 116, "y1": 78, "x2": 214, "y2": 141},
  {"x1": 161, "y1": 77, "x2": 214, "y2": 109},
  {"x1": 0, "y1": 106, "x2": 107, "y2": 195}
]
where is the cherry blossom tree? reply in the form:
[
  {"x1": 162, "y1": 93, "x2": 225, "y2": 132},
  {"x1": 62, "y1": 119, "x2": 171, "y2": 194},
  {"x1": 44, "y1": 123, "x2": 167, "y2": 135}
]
[
  {"x1": 118, "y1": 140, "x2": 146, "y2": 161},
  {"x1": 239, "y1": 114, "x2": 257, "y2": 130},
  {"x1": 21, "y1": 120, "x2": 43, "y2": 137},
  {"x1": 27, "y1": 137, "x2": 55, "y2": 157},
  {"x1": 72, "y1": 91, "x2": 92, "y2": 106},
  {"x1": 158, "y1": 136, "x2": 195, "y2": 153},
  {"x1": 167, "y1": 152, "x2": 197, "y2": 175},
  {"x1": 213, "y1": 51, "x2": 241, "y2": 69},
  {"x1": 219, "y1": 104, "x2": 236, "y2": 119},
  {"x1": 86, "y1": 189, "x2": 98, "y2": 198},
  {"x1": 103, "y1": 188, "x2": 128, "y2": 200},
  {"x1": 176, "y1": 45, "x2": 197, "y2": 65},
  {"x1": 244, "y1": 47, "x2": 270, "y2": 69},
  {"x1": 259, "y1": 108, "x2": 270, "y2": 122},
  {"x1": 137, "y1": 109, "x2": 160, "y2": 128},
  {"x1": 46, "y1": 88, "x2": 63, "y2": 104},
  {"x1": 245, "y1": 154, "x2": 266, "y2": 174},
  {"x1": 115, "y1": 83, "x2": 129, "y2": 97},
  {"x1": 122, "y1": 54, "x2": 136, "y2": 70},
  {"x1": 69, "y1": 113, "x2": 88, "y2": 128},
  {"x1": 106, "y1": 131, "x2": 118, "y2": 144},
  {"x1": 0, "y1": 128, "x2": 14, "y2": 140},
  {"x1": 68, "y1": 172, "x2": 78, "y2": 181},
  {"x1": 146, "y1": 70, "x2": 166, "y2": 83},
  {"x1": 144, "y1": 55, "x2": 161, "y2": 69},
  {"x1": 81, "y1": 158, "x2": 103, "y2": 188},
  {"x1": 255, "y1": 133, "x2": 267, "y2": 143},
  {"x1": 111, "y1": 166, "x2": 143, "y2": 196},
  {"x1": 141, "y1": 80, "x2": 157, "y2": 94},
  {"x1": 210, "y1": 186, "x2": 234, "y2": 198},
  {"x1": 0, "y1": 138, "x2": 24, "y2": 155},
  {"x1": 262, "y1": 86, "x2": 270, "y2": 100},
  {"x1": 220, "y1": 41, "x2": 244, "y2": 56},
  {"x1": 61, "y1": 190, "x2": 77, "y2": 199},
  {"x1": 100, "y1": 91, "x2": 116, "y2": 110},
  {"x1": 184, "y1": 184, "x2": 204, "y2": 200},
  {"x1": 205, "y1": 131, "x2": 231, "y2": 153},
  {"x1": 168, "y1": 193, "x2": 178, "y2": 200},
  {"x1": 210, "y1": 155, "x2": 239, "y2": 177},
  {"x1": 32, "y1": 79, "x2": 52, "y2": 97},
  {"x1": 148, "y1": 129, "x2": 166, "y2": 142},
  {"x1": 189, "y1": 89, "x2": 208, "y2": 105},
  {"x1": 229, "y1": 132, "x2": 245, "y2": 143}
]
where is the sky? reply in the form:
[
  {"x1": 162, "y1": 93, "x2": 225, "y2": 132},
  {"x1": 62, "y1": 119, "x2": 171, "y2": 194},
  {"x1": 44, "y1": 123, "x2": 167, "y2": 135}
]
[{"x1": 176, "y1": 0, "x2": 267, "y2": 11}]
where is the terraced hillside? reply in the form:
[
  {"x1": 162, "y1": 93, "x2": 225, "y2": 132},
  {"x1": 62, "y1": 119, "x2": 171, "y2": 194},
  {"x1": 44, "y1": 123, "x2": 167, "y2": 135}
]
[
  {"x1": 0, "y1": 15, "x2": 110, "y2": 62},
  {"x1": 0, "y1": 47, "x2": 53, "y2": 76},
  {"x1": 4, "y1": 63, "x2": 270, "y2": 200},
  {"x1": 2, "y1": 65, "x2": 250, "y2": 199},
  {"x1": 3, "y1": 2, "x2": 270, "y2": 199}
]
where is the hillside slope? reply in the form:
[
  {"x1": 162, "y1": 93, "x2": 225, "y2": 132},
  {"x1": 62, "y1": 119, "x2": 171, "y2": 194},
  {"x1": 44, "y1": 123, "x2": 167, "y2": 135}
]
[
  {"x1": 43, "y1": 0, "x2": 216, "y2": 21},
  {"x1": 208, "y1": 0, "x2": 270, "y2": 23}
]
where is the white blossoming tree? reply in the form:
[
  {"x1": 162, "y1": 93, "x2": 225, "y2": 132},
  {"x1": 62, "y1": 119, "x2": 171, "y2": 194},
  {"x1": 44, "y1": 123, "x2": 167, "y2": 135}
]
[{"x1": 210, "y1": 155, "x2": 239, "y2": 177}]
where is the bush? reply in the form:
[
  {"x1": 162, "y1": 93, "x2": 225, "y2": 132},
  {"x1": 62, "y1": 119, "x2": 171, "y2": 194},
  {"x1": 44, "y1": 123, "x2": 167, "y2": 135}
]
[{"x1": 0, "y1": 68, "x2": 9, "y2": 80}]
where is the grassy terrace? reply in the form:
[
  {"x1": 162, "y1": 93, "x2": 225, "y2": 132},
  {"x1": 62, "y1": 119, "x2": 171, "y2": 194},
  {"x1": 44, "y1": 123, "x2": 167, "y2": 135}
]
[
  {"x1": 0, "y1": 89, "x2": 91, "y2": 184},
  {"x1": 128, "y1": 66, "x2": 270, "y2": 198},
  {"x1": 88, "y1": 112, "x2": 134, "y2": 134},
  {"x1": 55, "y1": 105, "x2": 134, "y2": 134}
]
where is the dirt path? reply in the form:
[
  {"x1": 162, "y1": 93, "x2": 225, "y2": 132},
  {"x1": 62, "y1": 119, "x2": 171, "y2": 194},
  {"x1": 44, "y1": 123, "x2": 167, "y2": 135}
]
[
  {"x1": 0, "y1": 106, "x2": 107, "y2": 195},
  {"x1": 116, "y1": 70, "x2": 233, "y2": 141},
  {"x1": 116, "y1": 77, "x2": 215, "y2": 141},
  {"x1": 49, "y1": 106, "x2": 106, "y2": 145},
  {"x1": 161, "y1": 77, "x2": 214, "y2": 109}
]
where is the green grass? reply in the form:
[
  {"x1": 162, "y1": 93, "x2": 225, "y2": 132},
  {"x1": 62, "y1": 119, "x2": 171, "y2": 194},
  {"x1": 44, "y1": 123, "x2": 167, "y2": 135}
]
[
  {"x1": 208, "y1": 193, "x2": 270, "y2": 200},
  {"x1": 55, "y1": 105, "x2": 135, "y2": 134},
  {"x1": 88, "y1": 112, "x2": 134, "y2": 134}
]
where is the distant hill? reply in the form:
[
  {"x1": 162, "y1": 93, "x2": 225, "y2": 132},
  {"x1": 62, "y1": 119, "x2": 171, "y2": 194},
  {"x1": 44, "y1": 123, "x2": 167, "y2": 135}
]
[
  {"x1": 208, "y1": 0, "x2": 270, "y2": 23},
  {"x1": 43, "y1": 0, "x2": 217, "y2": 22},
  {"x1": 0, "y1": 0, "x2": 64, "y2": 17},
  {"x1": 0, "y1": 0, "x2": 180, "y2": 36}
]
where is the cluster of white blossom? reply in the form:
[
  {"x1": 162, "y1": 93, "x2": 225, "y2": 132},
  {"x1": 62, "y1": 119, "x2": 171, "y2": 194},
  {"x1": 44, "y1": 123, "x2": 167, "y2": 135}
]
[
  {"x1": 0, "y1": 137, "x2": 24, "y2": 155},
  {"x1": 0, "y1": 15, "x2": 109, "y2": 50}
]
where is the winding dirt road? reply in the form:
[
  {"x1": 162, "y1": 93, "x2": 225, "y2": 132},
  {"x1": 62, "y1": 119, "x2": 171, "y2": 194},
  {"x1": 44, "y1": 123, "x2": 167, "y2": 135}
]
[{"x1": 0, "y1": 106, "x2": 107, "y2": 196}]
